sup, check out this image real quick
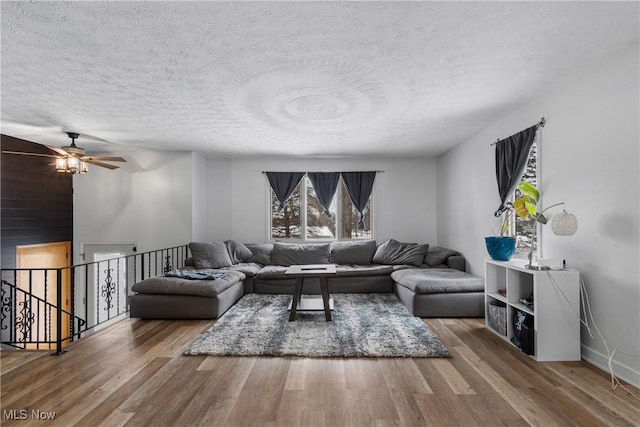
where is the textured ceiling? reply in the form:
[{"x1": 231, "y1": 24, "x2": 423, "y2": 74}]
[{"x1": 1, "y1": 1, "x2": 638, "y2": 158}]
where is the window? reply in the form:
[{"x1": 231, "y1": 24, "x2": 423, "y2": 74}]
[
  {"x1": 514, "y1": 141, "x2": 537, "y2": 251},
  {"x1": 270, "y1": 177, "x2": 373, "y2": 241}
]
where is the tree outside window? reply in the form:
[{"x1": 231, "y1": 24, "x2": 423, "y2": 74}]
[
  {"x1": 270, "y1": 185, "x2": 301, "y2": 239},
  {"x1": 339, "y1": 180, "x2": 372, "y2": 239},
  {"x1": 514, "y1": 142, "x2": 537, "y2": 251},
  {"x1": 270, "y1": 177, "x2": 372, "y2": 241}
]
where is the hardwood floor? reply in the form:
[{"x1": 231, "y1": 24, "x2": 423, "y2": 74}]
[{"x1": 1, "y1": 317, "x2": 638, "y2": 426}]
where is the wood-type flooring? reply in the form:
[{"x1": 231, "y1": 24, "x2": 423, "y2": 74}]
[{"x1": 1, "y1": 317, "x2": 638, "y2": 426}]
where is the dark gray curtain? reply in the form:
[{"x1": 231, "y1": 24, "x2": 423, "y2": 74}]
[
  {"x1": 341, "y1": 171, "x2": 377, "y2": 230},
  {"x1": 307, "y1": 172, "x2": 340, "y2": 216},
  {"x1": 266, "y1": 172, "x2": 306, "y2": 213},
  {"x1": 494, "y1": 125, "x2": 538, "y2": 217}
]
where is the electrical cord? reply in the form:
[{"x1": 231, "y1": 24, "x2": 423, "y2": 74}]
[{"x1": 535, "y1": 257, "x2": 640, "y2": 400}]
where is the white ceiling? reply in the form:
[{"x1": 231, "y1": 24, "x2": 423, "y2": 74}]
[{"x1": 1, "y1": 1, "x2": 638, "y2": 158}]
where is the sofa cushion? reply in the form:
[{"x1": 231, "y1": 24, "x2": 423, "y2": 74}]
[
  {"x1": 334, "y1": 264, "x2": 395, "y2": 277},
  {"x1": 255, "y1": 264, "x2": 395, "y2": 280},
  {"x1": 245, "y1": 243, "x2": 273, "y2": 265},
  {"x1": 425, "y1": 246, "x2": 461, "y2": 267},
  {"x1": 255, "y1": 265, "x2": 289, "y2": 279},
  {"x1": 330, "y1": 240, "x2": 377, "y2": 265},
  {"x1": 224, "y1": 240, "x2": 253, "y2": 264},
  {"x1": 189, "y1": 241, "x2": 233, "y2": 269},
  {"x1": 221, "y1": 262, "x2": 263, "y2": 277},
  {"x1": 372, "y1": 239, "x2": 429, "y2": 267},
  {"x1": 271, "y1": 242, "x2": 330, "y2": 266},
  {"x1": 132, "y1": 269, "x2": 245, "y2": 298},
  {"x1": 391, "y1": 268, "x2": 483, "y2": 294}
]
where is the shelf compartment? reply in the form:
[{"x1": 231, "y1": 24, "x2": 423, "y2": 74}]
[
  {"x1": 511, "y1": 301, "x2": 534, "y2": 316},
  {"x1": 486, "y1": 292, "x2": 507, "y2": 304},
  {"x1": 507, "y1": 269, "x2": 533, "y2": 304},
  {"x1": 485, "y1": 262, "x2": 507, "y2": 295}
]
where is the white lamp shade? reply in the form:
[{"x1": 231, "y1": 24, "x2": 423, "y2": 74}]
[{"x1": 551, "y1": 210, "x2": 578, "y2": 236}]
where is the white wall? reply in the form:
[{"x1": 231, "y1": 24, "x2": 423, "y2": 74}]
[
  {"x1": 205, "y1": 158, "x2": 233, "y2": 241},
  {"x1": 75, "y1": 154, "x2": 439, "y2": 252},
  {"x1": 437, "y1": 44, "x2": 640, "y2": 386},
  {"x1": 208, "y1": 157, "x2": 438, "y2": 244},
  {"x1": 191, "y1": 152, "x2": 208, "y2": 239},
  {"x1": 73, "y1": 150, "x2": 196, "y2": 262}
]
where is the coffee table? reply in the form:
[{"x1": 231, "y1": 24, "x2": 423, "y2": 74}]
[{"x1": 285, "y1": 264, "x2": 336, "y2": 321}]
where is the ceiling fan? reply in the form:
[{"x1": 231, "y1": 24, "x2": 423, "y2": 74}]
[{"x1": 3, "y1": 132, "x2": 126, "y2": 172}]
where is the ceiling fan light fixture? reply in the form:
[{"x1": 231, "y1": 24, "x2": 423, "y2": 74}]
[
  {"x1": 55, "y1": 157, "x2": 68, "y2": 173},
  {"x1": 66, "y1": 156, "x2": 80, "y2": 173},
  {"x1": 55, "y1": 155, "x2": 88, "y2": 174}
]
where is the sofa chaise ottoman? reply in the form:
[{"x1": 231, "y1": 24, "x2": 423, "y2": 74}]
[
  {"x1": 391, "y1": 268, "x2": 485, "y2": 317},
  {"x1": 129, "y1": 269, "x2": 245, "y2": 319}
]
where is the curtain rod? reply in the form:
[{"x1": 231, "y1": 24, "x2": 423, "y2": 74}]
[
  {"x1": 261, "y1": 170, "x2": 385, "y2": 173},
  {"x1": 490, "y1": 117, "x2": 545, "y2": 146}
]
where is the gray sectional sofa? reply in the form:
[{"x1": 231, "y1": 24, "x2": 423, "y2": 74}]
[{"x1": 129, "y1": 239, "x2": 484, "y2": 319}]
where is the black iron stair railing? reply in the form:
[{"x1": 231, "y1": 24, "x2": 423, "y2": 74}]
[{"x1": 1, "y1": 244, "x2": 189, "y2": 354}]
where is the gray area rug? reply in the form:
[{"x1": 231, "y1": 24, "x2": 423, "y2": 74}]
[{"x1": 184, "y1": 293, "x2": 450, "y2": 358}]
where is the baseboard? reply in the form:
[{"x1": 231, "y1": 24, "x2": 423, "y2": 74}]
[{"x1": 581, "y1": 344, "x2": 640, "y2": 389}]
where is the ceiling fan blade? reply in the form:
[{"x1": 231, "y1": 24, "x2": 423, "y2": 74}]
[
  {"x1": 82, "y1": 156, "x2": 127, "y2": 162},
  {"x1": 2, "y1": 150, "x2": 58, "y2": 158},
  {"x1": 84, "y1": 159, "x2": 120, "y2": 170},
  {"x1": 44, "y1": 144, "x2": 69, "y2": 156}
]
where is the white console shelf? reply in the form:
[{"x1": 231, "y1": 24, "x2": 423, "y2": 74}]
[{"x1": 484, "y1": 259, "x2": 581, "y2": 361}]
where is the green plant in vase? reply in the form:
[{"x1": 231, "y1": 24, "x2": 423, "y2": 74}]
[
  {"x1": 486, "y1": 208, "x2": 518, "y2": 261},
  {"x1": 487, "y1": 182, "x2": 546, "y2": 261},
  {"x1": 512, "y1": 182, "x2": 554, "y2": 269}
]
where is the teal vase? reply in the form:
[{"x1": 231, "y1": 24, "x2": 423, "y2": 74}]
[{"x1": 485, "y1": 237, "x2": 516, "y2": 261}]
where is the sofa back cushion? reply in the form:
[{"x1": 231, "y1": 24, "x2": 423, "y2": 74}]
[
  {"x1": 189, "y1": 241, "x2": 234, "y2": 269},
  {"x1": 224, "y1": 240, "x2": 253, "y2": 264},
  {"x1": 372, "y1": 239, "x2": 429, "y2": 267},
  {"x1": 330, "y1": 240, "x2": 377, "y2": 265},
  {"x1": 271, "y1": 242, "x2": 330, "y2": 266},
  {"x1": 245, "y1": 243, "x2": 274, "y2": 265},
  {"x1": 424, "y1": 246, "x2": 461, "y2": 267}
]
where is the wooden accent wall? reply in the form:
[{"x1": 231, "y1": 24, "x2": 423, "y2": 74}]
[{"x1": 1, "y1": 135, "x2": 73, "y2": 268}]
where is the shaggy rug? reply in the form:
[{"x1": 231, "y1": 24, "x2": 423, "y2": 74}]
[{"x1": 184, "y1": 293, "x2": 450, "y2": 358}]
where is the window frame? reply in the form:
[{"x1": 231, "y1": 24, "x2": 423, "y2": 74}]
[
  {"x1": 267, "y1": 176, "x2": 374, "y2": 242},
  {"x1": 512, "y1": 140, "x2": 538, "y2": 253}
]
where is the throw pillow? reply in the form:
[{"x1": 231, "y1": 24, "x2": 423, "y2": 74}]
[
  {"x1": 189, "y1": 241, "x2": 233, "y2": 269},
  {"x1": 424, "y1": 246, "x2": 461, "y2": 267},
  {"x1": 271, "y1": 242, "x2": 330, "y2": 266},
  {"x1": 330, "y1": 240, "x2": 377, "y2": 265},
  {"x1": 372, "y1": 239, "x2": 429, "y2": 267},
  {"x1": 224, "y1": 240, "x2": 253, "y2": 264},
  {"x1": 245, "y1": 243, "x2": 274, "y2": 265}
]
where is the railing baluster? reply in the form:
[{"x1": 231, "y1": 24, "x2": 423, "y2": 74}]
[
  {"x1": 28, "y1": 270, "x2": 33, "y2": 346},
  {"x1": 84, "y1": 264, "x2": 89, "y2": 337},
  {"x1": 56, "y1": 269, "x2": 63, "y2": 354},
  {"x1": 117, "y1": 258, "x2": 120, "y2": 315},
  {"x1": 70, "y1": 266, "x2": 75, "y2": 342},
  {"x1": 96, "y1": 264, "x2": 100, "y2": 326},
  {"x1": 45, "y1": 270, "x2": 49, "y2": 350},
  {"x1": 35, "y1": 286, "x2": 40, "y2": 349}
]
